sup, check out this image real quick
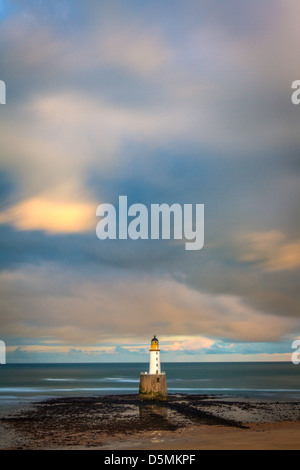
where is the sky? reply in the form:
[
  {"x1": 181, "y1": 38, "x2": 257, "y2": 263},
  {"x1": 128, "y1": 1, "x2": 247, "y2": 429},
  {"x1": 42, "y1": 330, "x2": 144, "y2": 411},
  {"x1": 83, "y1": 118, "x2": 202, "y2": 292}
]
[{"x1": 0, "y1": 0, "x2": 300, "y2": 363}]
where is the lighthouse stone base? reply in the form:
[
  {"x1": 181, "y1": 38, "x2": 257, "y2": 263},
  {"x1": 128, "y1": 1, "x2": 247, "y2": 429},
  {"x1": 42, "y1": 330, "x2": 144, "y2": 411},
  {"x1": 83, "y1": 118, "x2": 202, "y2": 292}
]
[{"x1": 139, "y1": 372, "x2": 168, "y2": 400}]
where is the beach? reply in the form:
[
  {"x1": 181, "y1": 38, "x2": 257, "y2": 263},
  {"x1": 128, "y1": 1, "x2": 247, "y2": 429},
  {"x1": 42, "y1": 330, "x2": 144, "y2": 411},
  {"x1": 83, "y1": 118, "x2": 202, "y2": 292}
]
[
  {"x1": 105, "y1": 422, "x2": 300, "y2": 450},
  {"x1": 1, "y1": 394, "x2": 300, "y2": 450}
]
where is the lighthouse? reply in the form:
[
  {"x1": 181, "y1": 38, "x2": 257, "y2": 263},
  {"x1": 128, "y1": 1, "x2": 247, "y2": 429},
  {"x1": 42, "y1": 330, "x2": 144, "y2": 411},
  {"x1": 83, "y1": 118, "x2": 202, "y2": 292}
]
[
  {"x1": 139, "y1": 335, "x2": 168, "y2": 400},
  {"x1": 149, "y1": 335, "x2": 161, "y2": 374}
]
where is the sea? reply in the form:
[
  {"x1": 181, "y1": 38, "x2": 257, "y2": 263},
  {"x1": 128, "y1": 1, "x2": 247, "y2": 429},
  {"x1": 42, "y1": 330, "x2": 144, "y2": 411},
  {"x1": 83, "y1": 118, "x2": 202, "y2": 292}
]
[{"x1": 0, "y1": 362, "x2": 299, "y2": 410}]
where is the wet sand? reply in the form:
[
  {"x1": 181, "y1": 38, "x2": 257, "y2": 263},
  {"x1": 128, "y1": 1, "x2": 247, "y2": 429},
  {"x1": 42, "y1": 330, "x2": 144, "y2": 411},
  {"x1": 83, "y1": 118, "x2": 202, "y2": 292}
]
[
  {"x1": 100, "y1": 421, "x2": 300, "y2": 450},
  {"x1": 1, "y1": 394, "x2": 300, "y2": 450}
]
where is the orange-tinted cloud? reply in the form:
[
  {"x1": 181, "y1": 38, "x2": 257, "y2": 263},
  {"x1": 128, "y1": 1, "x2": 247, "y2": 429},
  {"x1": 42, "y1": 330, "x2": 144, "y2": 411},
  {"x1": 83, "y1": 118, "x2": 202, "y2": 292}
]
[
  {"x1": 0, "y1": 197, "x2": 96, "y2": 233},
  {"x1": 240, "y1": 231, "x2": 300, "y2": 272},
  {"x1": 168, "y1": 337, "x2": 215, "y2": 351}
]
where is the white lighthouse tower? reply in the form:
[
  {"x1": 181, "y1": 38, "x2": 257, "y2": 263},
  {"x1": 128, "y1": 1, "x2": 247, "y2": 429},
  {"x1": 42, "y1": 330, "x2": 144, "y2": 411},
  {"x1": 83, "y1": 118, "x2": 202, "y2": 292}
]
[
  {"x1": 139, "y1": 335, "x2": 167, "y2": 399},
  {"x1": 149, "y1": 335, "x2": 161, "y2": 374}
]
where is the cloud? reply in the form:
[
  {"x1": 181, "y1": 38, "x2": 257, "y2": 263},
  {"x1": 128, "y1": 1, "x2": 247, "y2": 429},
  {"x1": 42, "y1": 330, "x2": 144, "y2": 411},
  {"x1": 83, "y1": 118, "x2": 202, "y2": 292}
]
[
  {"x1": 239, "y1": 231, "x2": 300, "y2": 272},
  {"x1": 168, "y1": 337, "x2": 215, "y2": 352},
  {"x1": 7, "y1": 344, "x2": 115, "y2": 354},
  {"x1": 0, "y1": 265, "x2": 298, "y2": 345},
  {"x1": 92, "y1": 22, "x2": 172, "y2": 75},
  {"x1": 0, "y1": 89, "x2": 199, "y2": 206},
  {"x1": 0, "y1": 196, "x2": 96, "y2": 233}
]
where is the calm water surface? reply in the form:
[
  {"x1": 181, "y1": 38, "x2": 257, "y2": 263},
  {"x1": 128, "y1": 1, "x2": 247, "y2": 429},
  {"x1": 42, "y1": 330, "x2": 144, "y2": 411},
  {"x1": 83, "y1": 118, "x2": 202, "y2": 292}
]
[{"x1": 0, "y1": 362, "x2": 299, "y2": 410}]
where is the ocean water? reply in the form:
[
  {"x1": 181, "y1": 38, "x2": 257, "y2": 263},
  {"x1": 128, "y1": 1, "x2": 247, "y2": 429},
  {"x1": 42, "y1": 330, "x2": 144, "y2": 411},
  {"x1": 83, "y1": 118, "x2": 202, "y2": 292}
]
[{"x1": 0, "y1": 362, "x2": 299, "y2": 409}]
